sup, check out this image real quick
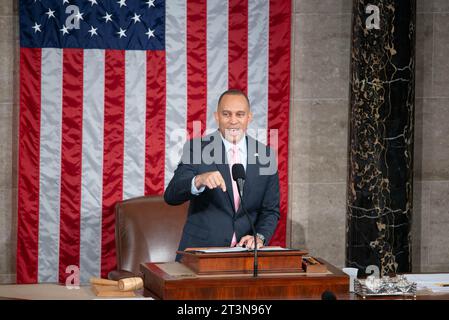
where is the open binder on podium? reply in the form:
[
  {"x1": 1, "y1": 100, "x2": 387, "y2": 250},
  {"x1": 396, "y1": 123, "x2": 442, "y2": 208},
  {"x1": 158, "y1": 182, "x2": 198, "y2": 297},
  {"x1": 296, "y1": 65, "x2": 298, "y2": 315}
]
[{"x1": 177, "y1": 246, "x2": 308, "y2": 275}]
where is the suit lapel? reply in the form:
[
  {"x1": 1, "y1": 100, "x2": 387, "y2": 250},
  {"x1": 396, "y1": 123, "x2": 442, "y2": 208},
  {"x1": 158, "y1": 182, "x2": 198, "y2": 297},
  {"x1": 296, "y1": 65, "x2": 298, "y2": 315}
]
[
  {"x1": 216, "y1": 162, "x2": 236, "y2": 214},
  {"x1": 212, "y1": 132, "x2": 236, "y2": 214},
  {"x1": 236, "y1": 136, "x2": 256, "y2": 217},
  {"x1": 242, "y1": 162, "x2": 256, "y2": 203}
]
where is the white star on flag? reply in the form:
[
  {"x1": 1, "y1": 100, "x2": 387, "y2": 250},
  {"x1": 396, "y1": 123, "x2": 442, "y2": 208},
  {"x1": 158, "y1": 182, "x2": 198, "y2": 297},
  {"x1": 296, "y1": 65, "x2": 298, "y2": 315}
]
[
  {"x1": 87, "y1": 0, "x2": 98, "y2": 6},
  {"x1": 117, "y1": 0, "x2": 127, "y2": 8},
  {"x1": 60, "y1": 25, "x2": 69, "y2": 35},
  {"x1": 88, "y1": 26, "x2": 98, "y2": 37},
  {"x1": 32, "y1": 22, "x2": 41, "y2": 33},
  {"x1": 131, "y1": 13, "x2": 141, "y2": 24},
  {"x1": 146, "y1": 0, "x2": 155, "y2": 8},
  {"x1": 45, "y1": 8, "x2": 55, "y2": 19},
  {"x1": 74, "y1": 11, "x2": 84, "y2": 21},
  {"x1": 103, "y1": 12, "x2": 113, "y2": 23},
  {"x1": 117, "y1": 28, "x2": 127, "y2": 38},
  {"x1": 145, "y1": 28, "x2": 155, "y2": 39}
]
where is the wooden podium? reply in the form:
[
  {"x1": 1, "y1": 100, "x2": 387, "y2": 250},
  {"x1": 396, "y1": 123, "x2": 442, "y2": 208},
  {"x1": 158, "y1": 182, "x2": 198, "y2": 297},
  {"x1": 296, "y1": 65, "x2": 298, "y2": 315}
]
[
  {"x1": 179, "y1": 247, "x2": 307, "y2": 274},
  {"x1": 140, "y1": 248, "x2": 349, "y2": 300}
]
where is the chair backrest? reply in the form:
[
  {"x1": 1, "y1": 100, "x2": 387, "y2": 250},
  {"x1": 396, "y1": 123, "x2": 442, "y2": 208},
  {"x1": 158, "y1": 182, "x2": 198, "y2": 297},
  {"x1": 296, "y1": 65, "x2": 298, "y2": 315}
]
[{"x1": 114, "y1": 196, "x2": 188, "y2": 275}]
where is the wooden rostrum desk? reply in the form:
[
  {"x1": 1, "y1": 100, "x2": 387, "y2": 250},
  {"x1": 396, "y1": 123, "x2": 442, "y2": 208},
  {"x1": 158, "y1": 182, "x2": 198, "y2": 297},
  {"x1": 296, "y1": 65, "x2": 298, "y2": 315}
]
[{"x1": 140, "y1": 248, "x2": 349, "y2": 300}]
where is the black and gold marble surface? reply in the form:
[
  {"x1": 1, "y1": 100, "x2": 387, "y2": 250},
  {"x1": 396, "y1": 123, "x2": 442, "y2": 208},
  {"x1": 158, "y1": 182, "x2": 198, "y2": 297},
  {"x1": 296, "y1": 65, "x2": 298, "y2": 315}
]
[{"x1": 346, "y1": 0, "x2": 416, "y2": 274}]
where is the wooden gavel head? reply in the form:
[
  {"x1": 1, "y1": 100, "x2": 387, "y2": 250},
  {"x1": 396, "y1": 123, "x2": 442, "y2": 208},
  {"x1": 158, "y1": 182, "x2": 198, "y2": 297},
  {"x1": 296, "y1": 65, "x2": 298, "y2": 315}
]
[{"x1": 118, "y1": 277, "x2": 143, "y2": 291}]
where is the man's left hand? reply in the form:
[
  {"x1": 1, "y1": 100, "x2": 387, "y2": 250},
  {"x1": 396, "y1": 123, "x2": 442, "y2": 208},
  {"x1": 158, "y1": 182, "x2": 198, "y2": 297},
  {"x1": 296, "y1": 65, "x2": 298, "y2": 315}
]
[{"x1": 237, "y1": 235, "x2": 263, "y2": 250}]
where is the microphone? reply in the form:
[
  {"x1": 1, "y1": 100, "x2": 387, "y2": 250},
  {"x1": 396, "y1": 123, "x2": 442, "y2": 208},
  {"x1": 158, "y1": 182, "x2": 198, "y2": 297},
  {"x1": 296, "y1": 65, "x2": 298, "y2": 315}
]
[
  {"x1": 232, "y1": 164, "x2": 245, "y2": 195},
  {"x1": 231, "y1": 163, "x2": 258, "y2": 277}
]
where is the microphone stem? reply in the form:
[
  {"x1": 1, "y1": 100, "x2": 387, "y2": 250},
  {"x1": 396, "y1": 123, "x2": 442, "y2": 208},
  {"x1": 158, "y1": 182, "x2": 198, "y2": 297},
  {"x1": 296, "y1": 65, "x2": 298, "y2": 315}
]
[
  {"x1": 237, "y1": 184, "x2": 258, "y2": 277},
  {"x1": 253, "y1": 232, "x2": 258, "y2": 277}
]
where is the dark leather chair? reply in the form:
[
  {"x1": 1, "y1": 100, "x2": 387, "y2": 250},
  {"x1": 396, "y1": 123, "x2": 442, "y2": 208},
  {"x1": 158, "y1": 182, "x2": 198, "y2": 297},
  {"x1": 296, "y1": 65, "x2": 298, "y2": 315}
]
[{"x1": 108, "y1": 196, "x2": 188, "y2": 280}]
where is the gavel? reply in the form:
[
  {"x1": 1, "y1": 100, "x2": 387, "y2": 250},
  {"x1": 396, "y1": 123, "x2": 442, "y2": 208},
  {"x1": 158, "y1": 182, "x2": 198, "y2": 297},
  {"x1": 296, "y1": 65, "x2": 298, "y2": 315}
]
[{"x1": 89, "y1": 277, "x2": 143, "y2": 291}]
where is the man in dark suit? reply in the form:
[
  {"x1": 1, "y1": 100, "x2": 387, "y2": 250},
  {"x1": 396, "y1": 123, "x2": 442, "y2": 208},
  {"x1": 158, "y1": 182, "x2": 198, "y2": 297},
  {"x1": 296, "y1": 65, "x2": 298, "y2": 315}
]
[{"x1": 164, "y1": 89, "x2": 280, "y2": 261}]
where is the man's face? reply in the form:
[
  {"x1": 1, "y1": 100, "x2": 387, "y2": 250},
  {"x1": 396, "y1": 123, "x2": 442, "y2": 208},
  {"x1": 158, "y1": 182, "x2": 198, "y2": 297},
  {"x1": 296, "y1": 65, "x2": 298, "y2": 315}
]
[{"x1": 214, "y1": 94, "x2": 253, "y2": 144}]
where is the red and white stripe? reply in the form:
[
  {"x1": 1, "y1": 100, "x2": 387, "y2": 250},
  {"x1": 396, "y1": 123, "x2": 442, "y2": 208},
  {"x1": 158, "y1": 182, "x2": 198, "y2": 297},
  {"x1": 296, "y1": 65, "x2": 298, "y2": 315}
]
[
  {"x1": 17, "y1": 0, "x2": 290, "y2": 283},
  {"x1": 79, "y1": 49, "x2": 105, "y2": 284}
]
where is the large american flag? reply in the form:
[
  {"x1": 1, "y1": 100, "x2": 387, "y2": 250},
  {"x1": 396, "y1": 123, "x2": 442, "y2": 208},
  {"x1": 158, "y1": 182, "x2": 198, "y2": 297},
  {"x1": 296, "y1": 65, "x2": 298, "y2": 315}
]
[{"x1": 18, "y1": 0, "x2": 290, "y2": 283}]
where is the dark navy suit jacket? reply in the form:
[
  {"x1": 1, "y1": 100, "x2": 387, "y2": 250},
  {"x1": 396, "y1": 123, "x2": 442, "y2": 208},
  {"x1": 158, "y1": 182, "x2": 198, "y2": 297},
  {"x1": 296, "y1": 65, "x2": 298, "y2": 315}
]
[{"x1": 164, "y1": 131, "x2": 280, "y2": 261}]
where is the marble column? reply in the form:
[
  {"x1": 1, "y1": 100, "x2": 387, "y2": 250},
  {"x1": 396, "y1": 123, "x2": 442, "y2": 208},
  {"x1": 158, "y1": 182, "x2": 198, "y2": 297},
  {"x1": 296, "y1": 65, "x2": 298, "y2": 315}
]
[{"x1": 346, "y1": 0, "x2": 416, "y2": 274}]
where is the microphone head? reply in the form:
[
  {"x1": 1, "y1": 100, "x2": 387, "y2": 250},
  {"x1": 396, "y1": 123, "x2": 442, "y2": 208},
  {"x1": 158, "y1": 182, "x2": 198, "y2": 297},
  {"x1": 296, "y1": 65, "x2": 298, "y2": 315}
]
[
  {"x1": 321, "y1": 290, "x2": 337, "y2": 300},
  {"x1": 231, "y1": 163, "x2": 246, "y2": 181}
]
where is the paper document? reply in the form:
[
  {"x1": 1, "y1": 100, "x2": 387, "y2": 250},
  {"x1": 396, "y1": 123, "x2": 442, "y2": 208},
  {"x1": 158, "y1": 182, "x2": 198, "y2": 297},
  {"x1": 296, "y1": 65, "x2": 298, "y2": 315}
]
[
  {"x1": 193, "y1": 246, "x2": 291, "y2": 253},
  {"x1": 405, "y1": 274, "x2": 449, "y2": 293}
]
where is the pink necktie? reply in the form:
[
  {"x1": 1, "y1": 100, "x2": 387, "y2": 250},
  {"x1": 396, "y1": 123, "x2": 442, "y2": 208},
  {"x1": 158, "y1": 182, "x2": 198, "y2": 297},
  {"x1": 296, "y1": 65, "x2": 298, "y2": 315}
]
[{"x1": 229, "y1": 145, "x2": 240, "y2": 247}]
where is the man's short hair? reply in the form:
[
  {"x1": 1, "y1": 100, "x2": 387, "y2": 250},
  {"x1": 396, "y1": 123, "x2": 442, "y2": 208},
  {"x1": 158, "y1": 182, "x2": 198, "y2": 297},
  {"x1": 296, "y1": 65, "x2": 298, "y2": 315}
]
[{"x1": 217, "y1": 89, "x2": 251, "y2": 110}]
